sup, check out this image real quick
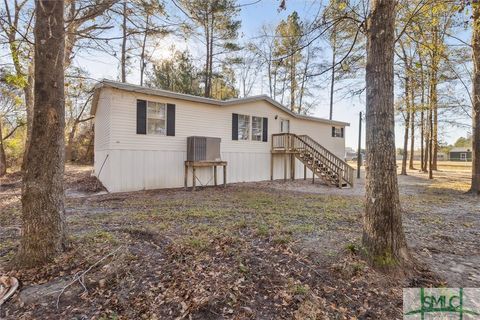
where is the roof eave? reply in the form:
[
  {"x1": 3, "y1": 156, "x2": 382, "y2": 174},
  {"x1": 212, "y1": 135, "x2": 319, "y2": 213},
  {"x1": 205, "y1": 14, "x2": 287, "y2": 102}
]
[{"x1": 91, "y1": 79, "x2": 350, "y2": 126}]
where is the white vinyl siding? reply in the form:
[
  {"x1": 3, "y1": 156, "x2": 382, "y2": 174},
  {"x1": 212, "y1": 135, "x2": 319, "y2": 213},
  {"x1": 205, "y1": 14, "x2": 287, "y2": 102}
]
[{"x1": 94, "y1": 88, "x2": 346, "y2": 192}]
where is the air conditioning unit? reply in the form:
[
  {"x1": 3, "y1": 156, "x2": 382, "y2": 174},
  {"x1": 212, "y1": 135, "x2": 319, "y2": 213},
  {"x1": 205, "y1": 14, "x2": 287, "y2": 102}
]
[{"x1": 187, "y1": 136, "x2": 221, "y2": 162}]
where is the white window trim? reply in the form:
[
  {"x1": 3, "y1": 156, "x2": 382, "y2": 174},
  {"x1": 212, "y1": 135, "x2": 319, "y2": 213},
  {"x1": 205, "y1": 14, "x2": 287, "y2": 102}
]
[{"x1": 147, "y1": 100, "x2": 167, "y2": 136}]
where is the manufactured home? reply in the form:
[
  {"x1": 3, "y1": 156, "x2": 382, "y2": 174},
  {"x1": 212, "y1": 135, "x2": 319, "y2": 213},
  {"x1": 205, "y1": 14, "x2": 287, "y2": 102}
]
[{"x1": 91, "y1": 80, "x2": 353, "y2": 193}]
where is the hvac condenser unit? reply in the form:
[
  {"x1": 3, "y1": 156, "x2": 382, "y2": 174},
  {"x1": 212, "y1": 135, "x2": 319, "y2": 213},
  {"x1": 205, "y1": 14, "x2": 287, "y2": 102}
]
[{"x1": 187, "y1": 136, "x2": 221, "y2": 162}]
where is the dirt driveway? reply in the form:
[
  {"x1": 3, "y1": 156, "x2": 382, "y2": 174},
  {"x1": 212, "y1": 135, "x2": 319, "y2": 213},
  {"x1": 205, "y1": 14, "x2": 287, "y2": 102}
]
[{"x1": 0, "y1": 165, "x2": 478, "y2": 319}]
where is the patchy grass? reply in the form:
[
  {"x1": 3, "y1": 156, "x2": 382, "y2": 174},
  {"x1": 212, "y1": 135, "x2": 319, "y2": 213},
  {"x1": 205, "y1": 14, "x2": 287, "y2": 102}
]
[{"x1": 1, "y1": 165, "x2": 477, "y2": 319}]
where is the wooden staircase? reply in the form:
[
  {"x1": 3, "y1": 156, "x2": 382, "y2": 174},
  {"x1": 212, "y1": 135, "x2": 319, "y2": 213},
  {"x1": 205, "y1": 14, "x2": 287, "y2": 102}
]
[{"x1": 271, "y1": 133, "x2": 355, "y2": 188}]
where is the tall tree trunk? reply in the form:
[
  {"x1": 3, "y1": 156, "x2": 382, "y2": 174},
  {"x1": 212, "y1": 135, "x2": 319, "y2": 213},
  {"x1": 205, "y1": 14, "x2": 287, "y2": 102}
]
[
  {"x1": 432, "y1": 98, "x2": 438, "y2": 170},
  {"x1": 428, "y1": 94, "x2": 434, "y2": 179},
  {"x1": 120, "y1": 1, "x2": 127, "y2": 83},
  {"x1": 298, "y1": 48, "x2": 310, "y2": 113},
  {"x1": 409, "y1": 98, "x2": 415, "y2": 169},
  {"x1": 290, "y1": 55, "x2": 295, "y2": 112},
  {"x1": 470, "y1": 4, "x2": 480, "y2": 194},
  {"x1": 21, "y1": 69, "x2": 34, "y2": 171},
  {"x1": 419, "y1": 53, "x2": 426, "y2": 172},
  {"x1": 18, "y1": 0, "x2": 66, "y2": 268},
  {"x1": 204, "y1": 14, "x2": 210, "y2": 98},
  {"x1": 329, "y1": 32, "x2": 336, "y2": 120},
  {"x1": 267, "y1": 60, "x2": 273, "y2": 98},
  {"x1": 0, "y1": 120, "x2": 7, "y2": 176},
  {"x1": 431, "y1": 26, "x2": 439, "y2": 171},
  {"x1": 420, "y1": 109, "x2": 425, "y2": 171},
  {"x1": 65, "y1": 123, "x2": 78, "y2": 162},
  {"x1": 424, "y1": 112, "x2": 430, "y2": 173},
  {"x1": 139, "y1": 15, "x2": 149, "y2": 86},
  {"x1": 208, "y1": 22, "x2": 214, "y2": 97},
  {"x1": 401, "y1": 75, "x2": 410, "y2": 175},
  {"x1": 363, "y1": 0, "x2": 410, "y2": 270}
]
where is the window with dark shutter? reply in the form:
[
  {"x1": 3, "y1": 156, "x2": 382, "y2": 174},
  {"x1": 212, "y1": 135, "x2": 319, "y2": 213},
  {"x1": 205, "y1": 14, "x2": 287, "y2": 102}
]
[
  {"x1": 232, "y1": 113, "x2": 238, "y2": 140},
  {"x1": 166, "y1": 104, "x2": 175, "y2": 136},
  {"x1": 262, "y1": 117, "x2": 268, "y2": 142},
  {"x1": 331, "y1": 126, "x2": 335, "y2": 137},
  {"x1": 136, "y1": 99, "x2": 147, "y2": 134}
]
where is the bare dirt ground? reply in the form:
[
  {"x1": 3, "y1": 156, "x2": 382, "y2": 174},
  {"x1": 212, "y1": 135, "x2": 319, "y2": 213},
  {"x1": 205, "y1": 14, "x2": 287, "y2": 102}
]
[{"x1": 0, "y1": 164, "x2": 478, "y2": 319}]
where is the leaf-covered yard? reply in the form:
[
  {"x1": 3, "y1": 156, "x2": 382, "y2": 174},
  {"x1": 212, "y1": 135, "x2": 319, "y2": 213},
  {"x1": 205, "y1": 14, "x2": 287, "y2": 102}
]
[{"x1": 0, "y1": 165, "x2": 478, "y2": 319}]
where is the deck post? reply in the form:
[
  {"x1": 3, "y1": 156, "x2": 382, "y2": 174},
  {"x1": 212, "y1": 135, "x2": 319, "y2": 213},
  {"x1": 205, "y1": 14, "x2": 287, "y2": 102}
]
[
  {"x1": 338, "y1": 169, "x2": 343, "y2": 188},
  {"x1": 291, "y1": 153, "x2": 295, "y2": 180},
  {"x1": 214, "y1": 165, "x2": 217, "y2": 186},
  {"x1": 223, "y1": 164, "x2": 227, "y2": 188},
  {"x1": 284, "y1": 153, "x2": 287, "y2": 182},
  {"x1": 184, "y1": 163, "x2": 188, "y2": 190},
  {"x1": 270, "y1": 153, "x2": 274, "y2": 180},
  {"x1": 312, "y1": 161, "x2": 315, "y2": 184},
  {"x1": 304, "y1": 163, "x2": 306, "y2": 180},
  {"x1": 192, "y1": 166, "x2": 196, "y2": 191}
]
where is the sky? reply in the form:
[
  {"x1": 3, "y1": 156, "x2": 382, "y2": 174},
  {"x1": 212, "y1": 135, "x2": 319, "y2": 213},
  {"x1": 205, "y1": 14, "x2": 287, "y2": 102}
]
[{"x1": 71, "y1": 0, "x2": 472, "y2": 150}]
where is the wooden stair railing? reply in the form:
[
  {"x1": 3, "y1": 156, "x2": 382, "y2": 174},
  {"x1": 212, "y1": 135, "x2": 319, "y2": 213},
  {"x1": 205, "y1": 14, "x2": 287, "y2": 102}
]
[{"x1": 272, "y1": 133, "x2": 355, "y2": 188}]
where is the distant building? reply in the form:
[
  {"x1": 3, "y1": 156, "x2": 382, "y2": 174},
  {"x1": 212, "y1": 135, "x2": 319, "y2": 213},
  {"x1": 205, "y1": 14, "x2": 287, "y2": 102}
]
[
  {"x1": 449, "y1": 147, "x2": 472, "y2": 161},
  {"x1": 345, "y1": 147, "x2": 357, "y2": 161},
  {"x1": 437, "y1": 152, "x2": 447, "y2": 161},
  {"x1": 397, "y1": 150, "x2": 446, "y2": 161}
]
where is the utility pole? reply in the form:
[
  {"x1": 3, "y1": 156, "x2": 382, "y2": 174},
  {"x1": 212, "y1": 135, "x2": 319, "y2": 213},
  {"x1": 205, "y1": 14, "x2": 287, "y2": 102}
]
[{"x1": 357, "y1": 111, "x2": 362, "y2": 179}]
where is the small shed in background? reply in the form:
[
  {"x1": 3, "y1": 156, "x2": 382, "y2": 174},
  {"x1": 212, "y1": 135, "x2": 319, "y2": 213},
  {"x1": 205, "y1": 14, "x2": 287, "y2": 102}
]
[{"x1": 449, "y1": 147, "x2": 472, "y2": 161}]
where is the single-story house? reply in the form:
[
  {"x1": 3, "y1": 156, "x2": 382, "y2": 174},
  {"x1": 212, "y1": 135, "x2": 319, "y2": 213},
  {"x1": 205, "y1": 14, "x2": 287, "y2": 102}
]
[
  {"x1": 91, "y1": 80, "x2": 350, "y2": 192},
  {"x1": 449, "y1": 147, "x2": 472, "y2": 161}
]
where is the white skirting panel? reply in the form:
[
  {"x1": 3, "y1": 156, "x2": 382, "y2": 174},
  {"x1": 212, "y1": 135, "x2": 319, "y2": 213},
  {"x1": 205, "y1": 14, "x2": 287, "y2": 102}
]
[{"x1": 94, "y1": 149, "x2": 316, "y2": 192}]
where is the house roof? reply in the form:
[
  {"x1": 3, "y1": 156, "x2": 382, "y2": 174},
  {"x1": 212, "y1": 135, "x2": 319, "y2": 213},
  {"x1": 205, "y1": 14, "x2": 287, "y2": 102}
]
[
  {"x1": 91, "y1": 79, "x2": 350, "y2": 127},
  {"x1": 450, "y1": 147, "x2": 472, "y2": 153}
]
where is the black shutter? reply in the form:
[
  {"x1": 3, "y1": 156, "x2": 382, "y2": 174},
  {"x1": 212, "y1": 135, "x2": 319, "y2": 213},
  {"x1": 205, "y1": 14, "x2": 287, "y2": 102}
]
[
  {"x1": 262, "y1": 117, "x2": 268, "y2": 142},
  {"x1": 232, "y1": 113, "x2": 238, "y2": 140},
  {"x1": 340, "y1": 127, "x2": 344, "y2": 138},
  {"x1": 331, "y1": 126, "x2": 335, "y2": 137},
  {"x1": 136, "y1": 99, "x2": 147, "y2": 134},
  {"x1": 166, "y1": 103, "x2": 176, "y2": 136}
]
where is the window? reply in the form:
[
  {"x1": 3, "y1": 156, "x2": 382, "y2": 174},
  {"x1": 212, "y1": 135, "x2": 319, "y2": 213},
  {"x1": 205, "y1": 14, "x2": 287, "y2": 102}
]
[
  {"x1": 252, "y1": 116, "x2": 263, "y2": 141},
  {"x1": 147, "y1": 101, "x2": 166, "y2": 135},
  {"x1": 332, "y1": 126, "x2": 344, "y2": 138},
  {"x1": 280, "y1": 119, "x2": 290, "y2": 133},
  {"x1": 461, "y1": 153, "x2": 467, "y2": 160},
  {"x1": 238, "y1": 114, "x2": 250, "y2": 140}
]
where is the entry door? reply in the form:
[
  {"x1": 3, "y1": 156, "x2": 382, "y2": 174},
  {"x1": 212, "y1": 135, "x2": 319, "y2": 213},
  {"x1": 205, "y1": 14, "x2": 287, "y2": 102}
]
[{"x1": 280, "y1": 119, "x2": 290, "y2": 133}]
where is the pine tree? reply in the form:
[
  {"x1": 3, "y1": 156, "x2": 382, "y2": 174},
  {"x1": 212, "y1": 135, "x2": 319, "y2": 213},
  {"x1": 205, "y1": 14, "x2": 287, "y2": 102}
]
[
  {"x1": 177, "y1": 0, "x2": 241, "y2": 98},
  {"x1": 363, "y1": 0, "x2": 410, "y2": 270},
  {"x1": 18, "y1": 0, "x2": 66, "y2": 268}
]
